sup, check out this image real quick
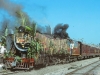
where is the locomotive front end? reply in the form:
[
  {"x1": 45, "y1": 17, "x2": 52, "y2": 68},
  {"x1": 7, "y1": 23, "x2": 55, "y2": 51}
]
[
  {"x1": 14, "y1": 26, "x2": 32, "y2": 57},
  {"x1": 16, "y1": 26, "x2": 31, "y2": 49}
]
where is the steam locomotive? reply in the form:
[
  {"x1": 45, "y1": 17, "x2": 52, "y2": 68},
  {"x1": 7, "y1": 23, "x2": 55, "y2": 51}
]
[{"x1": 4, "y1": 25, "x2": 100, "y2": 70}]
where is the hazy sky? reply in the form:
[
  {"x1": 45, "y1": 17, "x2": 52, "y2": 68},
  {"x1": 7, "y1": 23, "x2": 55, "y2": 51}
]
[{"x1": 0, "y1": 0, "x2": 100, "y2": 45}]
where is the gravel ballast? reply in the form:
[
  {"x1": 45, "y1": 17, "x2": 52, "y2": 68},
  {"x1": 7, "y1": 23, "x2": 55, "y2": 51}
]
[{"x1": 0, "y1": 57, "x2": 99, "y2": 75}]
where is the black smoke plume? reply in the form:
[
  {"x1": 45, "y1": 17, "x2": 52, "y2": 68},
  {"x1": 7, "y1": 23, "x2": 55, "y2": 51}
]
[
  {"x1": 0, "y1": 0, "x2": 31, "y2": 27},
  {"x1": 53, "y1": 23, "x2": 70, "y2": 39},
  {"x1": 0, "y1": 0, "x2": 22, "y2": 16}
]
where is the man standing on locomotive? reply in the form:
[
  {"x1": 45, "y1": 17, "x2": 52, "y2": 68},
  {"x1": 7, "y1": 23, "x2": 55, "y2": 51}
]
[{"x1": 70, "y1": 41, "x2": 74, "y2": 55}]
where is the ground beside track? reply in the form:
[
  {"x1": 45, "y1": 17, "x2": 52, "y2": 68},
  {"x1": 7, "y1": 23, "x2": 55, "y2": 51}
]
[
  {"x1": 86, "y1": 63, "x2": 100, "y2": 75},
  {"x1": 0, "y1": 57, "x2": 99, "y2": 75},
  {"x1": 66, "y1": 59, "x2": 100, "y2": 75}
]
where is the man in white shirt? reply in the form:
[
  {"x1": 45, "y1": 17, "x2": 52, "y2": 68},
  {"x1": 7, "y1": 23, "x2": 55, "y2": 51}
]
[
  {"x1": 70, "y1": 41, "x2": 74, "y2": 55},
  {"x1": 0, "y1": 42, "x2": 7, "y2": 63},
  {"x1": 0, "y1": 45, "x2": 7, "y2": 54}
]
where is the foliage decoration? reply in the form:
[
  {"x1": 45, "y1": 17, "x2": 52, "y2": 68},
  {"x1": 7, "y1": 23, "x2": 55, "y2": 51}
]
[{"x1": 27, "y1": 38, "x2": 43, "y2": 59}]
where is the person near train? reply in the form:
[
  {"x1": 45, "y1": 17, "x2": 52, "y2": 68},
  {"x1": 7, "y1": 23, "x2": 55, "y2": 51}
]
[{"x1": 70, "y1": 41, "x2": 74, "y2": 55}]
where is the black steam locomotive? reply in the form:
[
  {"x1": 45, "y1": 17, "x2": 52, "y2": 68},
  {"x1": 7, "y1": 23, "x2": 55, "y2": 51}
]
[
  {"x1": 3, "y1": 25, "x2": 100, "y2": 70},
  {"x1": 11, "y1": 26, "x2": 32, "y2": 57}
]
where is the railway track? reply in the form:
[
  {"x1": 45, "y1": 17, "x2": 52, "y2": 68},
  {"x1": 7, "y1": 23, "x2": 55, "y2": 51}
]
[
  {"x1": 0, "y1": 57, "x2": 99, "y2": 75},
  {"x1": 66, "y1": 59, "x2": 100, "y2": 75}
]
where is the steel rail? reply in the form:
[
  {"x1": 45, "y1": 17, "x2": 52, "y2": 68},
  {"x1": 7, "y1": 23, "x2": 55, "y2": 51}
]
[{"x1": 66, "y1": 60, "x2": 100, "y2": 75}]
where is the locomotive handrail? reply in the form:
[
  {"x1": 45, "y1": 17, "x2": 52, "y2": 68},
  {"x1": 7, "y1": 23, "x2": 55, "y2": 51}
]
[{"x1": 14, "y1": 35, "x2": 27, "y2": 51}]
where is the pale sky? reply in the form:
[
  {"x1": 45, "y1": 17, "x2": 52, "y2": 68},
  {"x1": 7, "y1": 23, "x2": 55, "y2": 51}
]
[{"x1": 0, "y1": 0, "x2": 100, "y2": 45}]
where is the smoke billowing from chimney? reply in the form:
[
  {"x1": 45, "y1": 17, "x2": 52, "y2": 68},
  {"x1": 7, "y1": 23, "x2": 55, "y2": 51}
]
[
  {"x1": 0, "y1": 0, "x2": 31, "y2": 27},
  {"x1": 53, "y1": 23, "x2": 70, "y2": 39},
  {"x1": 0, "y1": 0, "x2": 22, "y2": 17}
]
